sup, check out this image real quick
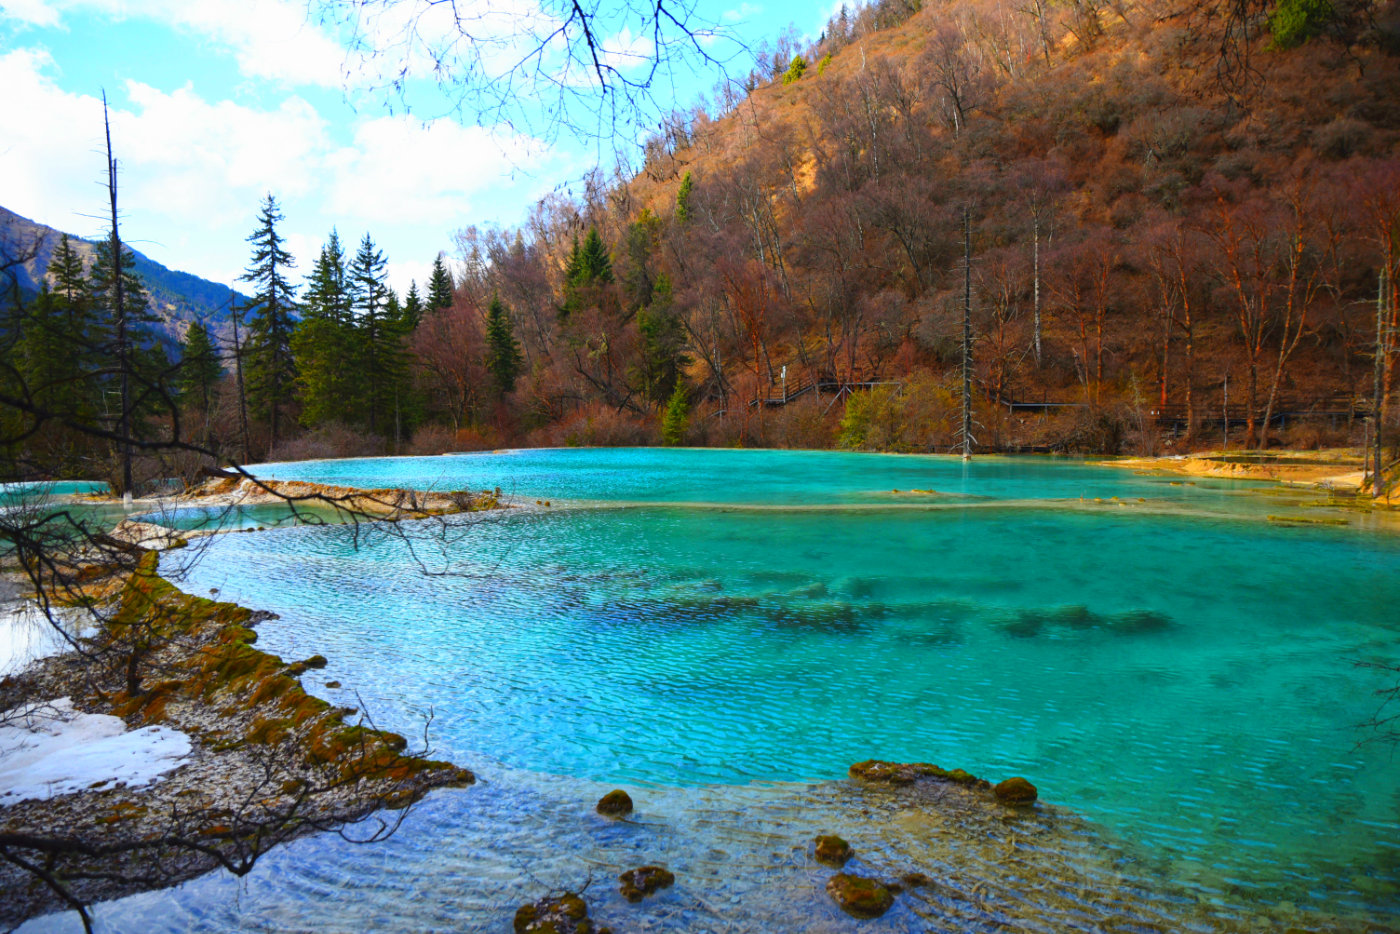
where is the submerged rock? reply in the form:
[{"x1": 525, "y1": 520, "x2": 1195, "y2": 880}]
[
  {"x1": 993, "y1": 776, "x2": 1038, "y2": 805},
  {"x1": 899, "y1": 871, "x2": 934, "y2": 889},
  {"x1": 826, "y1": 873, "x2": 894, "y2": 919},
  {"x1": 618, "y1": 865, "x2": 675, "y2": 902},
  {"x1": 595, "y1": 789, "x2": 633, "y2": 817},
  {"x1": 513, "y1": 892, "x2": 609, "y2": 933},
  {"x1": 814, "y1": 834, "x2": 853, "y2": 867},
  {"x1": 849, "y1": 760, "x2": 990, "y2": 790}
]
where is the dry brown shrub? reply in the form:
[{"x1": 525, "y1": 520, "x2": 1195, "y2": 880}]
[{"x1": 267, "y1": 424, "x2": 385, "y2": 462}]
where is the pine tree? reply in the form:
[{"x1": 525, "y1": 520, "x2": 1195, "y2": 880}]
[
  {"x1": 573, "y1": 227, "x2": 613, "y2": 286},
  {"x1": 661, "y1": 382, "x2": 690, "y2": 446},
  {"x1": 404, "y1": 280, "x2": 423, "y2": 323},
  {"x1": 428, "y1": 255, "x2": 454, "y2": 312},
  {"x1": 348, "y1": 233, "x2": 397, "y2": 434},
  {"x1": 635, "y1": 274, "x2": 688, "y2": 405},
  {"x1": 89, "y1": 236, "x2": 166, "y2": 426},
  {"x1": 21, "y1": 236, "x2": 103, "y2": 426},
  {"x1": 88, "y1": 239, "x2": 152, "y2": 330},
  {"x1": 293, "y1": 231, "x2": 352, "y2": 428},
  {"x1": 239, "y1": 194, "x2": 298, "y2": 450},
  {"x1": 178, "y1": 320, "x2": 223, "y2": 415},
  {"x1": 484, "y1": 294, "x2": 524, "y2": 396},
  {"x1": 16, "y1": 285, "x2": 69, "y2": 415},
  {"x1": 675, "y1": 171, "x2": 694, "y2": 224},
  {"x1": 50, "y1": 235, "x2": 88, "y2": 309},
  {"x1": 561, "y1": 227, "x2": 615, "y2": 322}
]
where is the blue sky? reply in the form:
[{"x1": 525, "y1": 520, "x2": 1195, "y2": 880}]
[{"x1": 0, "y1": 0, "x2": 831, "y2": 295}]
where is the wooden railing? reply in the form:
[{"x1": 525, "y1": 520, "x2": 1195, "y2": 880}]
[{"x1": 749, "y1": 368, "x2": 895, "y2": 407}]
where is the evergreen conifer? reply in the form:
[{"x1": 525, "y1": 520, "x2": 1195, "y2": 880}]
[
  {"x1": 239, "y1": 194, "x2": 298, "y2": 448},
  {"x1": 484, "y1": 294, "x2": 523, "y2": 396}
]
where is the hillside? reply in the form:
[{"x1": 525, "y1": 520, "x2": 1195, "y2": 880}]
[
  {"x1": 0, "y1": 205, "x2": 242, "y2": 350},
  {"x1": 433, "y1": 0, "x2": 1399, "y2": 455}
]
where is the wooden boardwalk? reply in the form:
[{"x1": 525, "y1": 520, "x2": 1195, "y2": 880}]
[
  {"x1": 996, "y1": 393, "x2": 1368, "y2": 430},
  {"x1": 749, "y1": 369, "x2": 899, "y2": 408}
]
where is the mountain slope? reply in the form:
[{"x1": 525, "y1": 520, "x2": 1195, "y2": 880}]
[
  {"x1": 443, "y1": 0, "x2": 1400, "y2": 453},
  {"x1": 0, "y1": 205, "x2": 244, "y2": 349}
]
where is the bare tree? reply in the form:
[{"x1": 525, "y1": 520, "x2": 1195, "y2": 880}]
[{"x1": 312, "y1": 0, "x2": 744, "y2": 144}]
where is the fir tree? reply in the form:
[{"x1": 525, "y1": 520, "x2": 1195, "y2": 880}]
[
  {"x1": 348, "y1": 233, "x2": 404, "y2": 434},
  {"x1": 49, "y1": 235, "x2": 88, "y2": 309},
  {"x1": 660, "y1": 382, "x2": 690, "y2": 446},
  {"x1": 675, "y1": 171, "x2": 694, "y2": 224},
  {"x1": 238, "y1": 194, "x2": 298, "y2": 449},
  {"x1": 293, "y1": 231, "x2": 352, "y2": 428},
  {"x1": 88, "y1": 238, "x2": 152, "y2": 330},
  {"x1": 428, "y1": 255, "x2": 454, "y2": 312},
  {"x1": 404, "y1": 280, "x2": 423, "y2": 323},
  {"x1": 484, "y1": 294, "x2": 524, "y2": 396},
  {"x1": 560, "y1": 227, "x2": 615, "y2": 322},
  {"x1": 635, "y1": 274, "x2": 688, "y2": 405},
  {"x1": 25, "y1": 236, "x2": 102, "y2": 423},
  {"x1": 89, "y1": 236, "x2": 170, "y2": 431},
  {"x1": 571, "y1": 227, "x2": 613, "y2": 286},
  {"x1": 16, "y1": 286, "x2": 70, "y2": 415},
  {"x1": 178, "y1": 320, "x2": 223, "y2": 415}
]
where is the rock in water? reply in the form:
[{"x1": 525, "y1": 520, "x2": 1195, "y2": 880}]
[
  {"x1": 618, "y1": 865, "x2": 675, "y2": 902},
  {"x1": 814, "y1": 834, "x2": 853, "y2": 867},
  {"x1": 993, "y1": 776, "x2": 1038, "y2": 805},
  {"x1": 514, "y1": 892, "x2": 600, "y2": 933},
  {"x1": 595, "y1": 789, "x2": 633, "y2": 817},
  {"x1": 826, "y1": 873, "x2": 895, "y2": 919},
  {"x1": 848, "y1": 759, "x2": 989, "y2": 789}
]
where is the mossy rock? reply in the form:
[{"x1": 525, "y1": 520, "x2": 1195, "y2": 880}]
[
  {"x1": 596, "y1": 789, "x2": 633, "y2": 817},
  {"x1": 993, "y1": 776, "x2": 1038, "y2": 805},
  {"x1": 618, "y1": 865, "x2": 675, "y2": 902},
  {"x1": 814, "y1": 834, "x2": 853, "y2": 867},
  {"x1": 899, "y1": 871, "x2": 934, "y2": 889},
  {"x1": 849, "y1": 759, "x2": 990, "y2": 789},
  {"x1": 826, "y1": 873, "x2": 894, "y2": 919},
  {"x1": 513, "y1": 892, "x2": 595, "y2": 933}
]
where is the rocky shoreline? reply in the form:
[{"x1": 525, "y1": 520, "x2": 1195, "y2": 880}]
[{"x1": 0, "y1": 553, "x2": 473, "y2": 928}]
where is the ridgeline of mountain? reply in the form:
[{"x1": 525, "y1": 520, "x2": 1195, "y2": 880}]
[{"x1": 0, "y1": 204, "x2": 243, "y2": 349}]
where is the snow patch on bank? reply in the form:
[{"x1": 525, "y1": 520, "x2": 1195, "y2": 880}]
[{"x1": 0, "y1": 698, "x2": 191, "y2": 805}]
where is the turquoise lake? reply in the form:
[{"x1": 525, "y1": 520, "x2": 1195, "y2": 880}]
[{"x1": 26, "y1": 449, "x2": 1400, "y2": 931}]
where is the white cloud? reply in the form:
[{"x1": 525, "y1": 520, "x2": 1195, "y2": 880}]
[
  {"x1": 165, "y1": 0, "x2": 346, "y2": 87},
  {"x1": 1, "y1": 46, "x2": 562, "y2": 295},
  {"x1": 598, "y1": 26, "x2": 656, "y2": 73},
  {"x1": 324, "y1": 116, "x2": 548, "y2": 229},
  {"x1": 0, "y1": 0, "x2": 346, "y2": 86},
  {"x1": 722, "y1": 3, "x2": 763, "y2": 25},
  {"x1": 0, "y1": 0, "x2": 61, "y2": 28}
]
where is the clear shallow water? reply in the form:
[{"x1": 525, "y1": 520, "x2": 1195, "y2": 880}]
[
  {"x1": 253, "y1": 447, "x2": 1285, "y2": 507},
  {"x1": 24, "y1": 450, "x2": 1400, "y2": 931},
  {"x1": 133, "y1": 502, "x2": 348, "y2": 532}
]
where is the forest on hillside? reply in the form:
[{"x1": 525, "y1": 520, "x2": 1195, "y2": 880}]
[{"x1": 3, "y1": 0, "x2": 1399, "y2": 488}]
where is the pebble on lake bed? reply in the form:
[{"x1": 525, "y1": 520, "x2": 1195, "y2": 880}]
[
  {"x1": 826, "y1": 873, "x2": 894, "y2": 919},
  {"x1": 596, "y1": 789, "x2": 633, "y2": 817}
]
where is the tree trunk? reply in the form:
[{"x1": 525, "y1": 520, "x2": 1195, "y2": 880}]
[
  {"x1": 103, "y1": 95, "x2": 131, "y2": 496},
  {"x1": 961, "y1": 207, "x2": 973, "y2": 460}
]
